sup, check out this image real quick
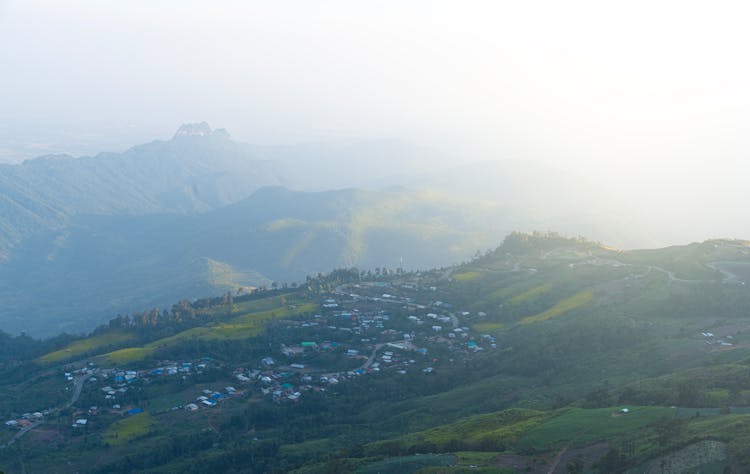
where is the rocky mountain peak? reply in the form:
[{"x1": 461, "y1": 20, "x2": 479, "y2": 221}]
[{"x1": 173, "y1": 122, "x2": 213, "y2": 138}]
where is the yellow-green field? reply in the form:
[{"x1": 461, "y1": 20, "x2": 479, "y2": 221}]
[
  {"x1": 472, "y1": 322, "x2": 505, "y2": 334},
  {"x1": 103, "y1": 347, "x2": 157, "y2": 365},
  {"x1": 452, "y1": 271, "x2": 482, "y2": 282},
  {"x1": 366, "y1": 409, "x2": 549, "y2": 455},
  {"x1": 99, "y1": 301, "x2": 318, "y2": 364},
  {"x1": 37, "y1": 331, "x2": 136, "y2": 365},
  {"x1": 508, "y1": 284, "x2": 551, "y2": 305},
  {"x1": 454, "y1": 451, "x2": 502, "y2": 467},
  {"x1": 517, "y1": 290, "x2": 593, "y2": 325},
  {"x1": 104, "y1": 412, "x2": 154, "y2": 446}
]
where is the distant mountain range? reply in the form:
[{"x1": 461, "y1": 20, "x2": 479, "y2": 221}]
[{"x1": 0, "y1": 124, "x2": 652, "y2": 336}]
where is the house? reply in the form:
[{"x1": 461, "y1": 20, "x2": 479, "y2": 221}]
[
  {"x1": 281, "y1": 345, "x2": 303, "y2": 356},
  {"x1": 185, "y1": 403, "x2": 199, "y2": 411},
  {"x1": 75, "y1": 419, "x2": 88, "y2": 426}
]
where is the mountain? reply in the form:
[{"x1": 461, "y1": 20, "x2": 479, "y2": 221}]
[
  {"x1": 0, "y1": 125, "x2": 657, "y2": 336},
  {"x1": 2, "y1": 233, "x2": 750, "y2": 472},
  {"x1": 0, "y1": 123, "x2": 282, "y2": 259},
  {"x1": 0, "y1": 186, "x2": 518, "y2": 336}
]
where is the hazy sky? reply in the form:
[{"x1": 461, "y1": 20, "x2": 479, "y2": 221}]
[{"x1": 1, "y1": 1, "x2": 750, "y2": 239}]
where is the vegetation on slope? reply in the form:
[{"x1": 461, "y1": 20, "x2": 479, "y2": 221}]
[{"x1": 3, "y1": 233, "x2": 750, "y2": 473}]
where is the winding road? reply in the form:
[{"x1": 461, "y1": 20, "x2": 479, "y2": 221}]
[
  {"x1": 66, "y1": 373, "x2": 92, "y2": 408},
  {"x1": 361, "y1": 343, "x2": 386, "y2": 370},
  {"x1": 0, "y1": 420, "x2": 43, "y2": 449},
  {"x1": 1, "y1": 372, "x2": 93, "y2": 449}
]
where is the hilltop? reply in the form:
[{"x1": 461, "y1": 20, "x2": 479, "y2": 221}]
[{"x1": 2, "y1": 233, "x2": 750, "y2": 472}]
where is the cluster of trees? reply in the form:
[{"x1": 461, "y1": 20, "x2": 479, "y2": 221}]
[
  {"x1": 0, "y1": 330, "x2": 41, "y2": 360},
  {"x1": 488, "y1": 231, "x2": 596, "y2": 258},
  {"x1": 95, "y1": 288, "x2": 294, "y2": 338}
]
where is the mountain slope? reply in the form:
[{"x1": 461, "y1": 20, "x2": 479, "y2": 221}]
[
  {"x1": 0, "y1": 126, "x2": 665, "y2": 336},
  {"x1": 0, "y1": 123, "x2": 282, "y2": 259},
  {"x1": 2, "y1": 234, "x2": 750, "y2": 472},
  {"x1": 0, "y1": 186, "x2": 516, "y2": 336}
]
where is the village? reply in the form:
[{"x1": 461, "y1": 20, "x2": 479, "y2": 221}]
[{"x1": 3, "y1": 275, "x2": 499, "y2": 443}]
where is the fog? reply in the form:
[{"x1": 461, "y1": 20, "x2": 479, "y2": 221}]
[{"x1": 2, "y1": 1, "x2": 750, "y2": 243}]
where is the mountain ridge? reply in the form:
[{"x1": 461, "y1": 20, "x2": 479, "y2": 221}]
[{"x1": 0, "y1": 126, "x2": 679, "y2": 336}]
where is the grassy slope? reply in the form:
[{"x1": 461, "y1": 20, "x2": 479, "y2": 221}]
[
  {"x1": 101, "y1": 301, "x2": 317, "y2": 365},
  {"x1": 516, "y1": 406, "x2": 674, "y2": 450},
  {"x1": 347, "y1": 239, "x2": 750, "y2": 472},
  {"x1": 365, "y1": 409, "x2": 549, "y2": 454},
  {"x1": 10, "y1": 235, "x2": 750, "y2": 473},
  {"x1": 37, "y1": 331, "x2": 136, "y2": 364},
  {"x1": 517, "y1": 290, "x2": 593, "y2": 325},
  {"x1": 104, "y1": 412, "x2": 154, "y2": 446}
]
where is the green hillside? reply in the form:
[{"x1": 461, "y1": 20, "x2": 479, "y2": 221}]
[{"x1": 3, "y1": 233, "x2": 750, "y2": 473}]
